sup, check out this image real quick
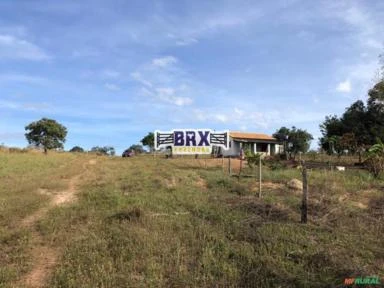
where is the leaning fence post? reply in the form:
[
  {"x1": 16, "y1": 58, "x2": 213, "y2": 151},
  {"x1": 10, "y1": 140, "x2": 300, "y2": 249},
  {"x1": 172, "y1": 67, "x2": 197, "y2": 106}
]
[{"x1": 301, "y1": 161, "x2": 308, "y2": 223}]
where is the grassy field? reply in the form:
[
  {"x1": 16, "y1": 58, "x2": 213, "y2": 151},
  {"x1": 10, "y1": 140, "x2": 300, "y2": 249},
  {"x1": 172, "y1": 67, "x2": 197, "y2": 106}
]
[{"x1": 0, "y1": 151, "x2": 383, "y2": 287}]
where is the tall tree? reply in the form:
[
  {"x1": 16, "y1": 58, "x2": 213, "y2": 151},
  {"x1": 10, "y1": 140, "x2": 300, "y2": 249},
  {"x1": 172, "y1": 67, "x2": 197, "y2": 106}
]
[
  {"x1": 25, "y1": 118, "x2": 67, "y2": 153},
  {"x1": 319, "y1": 80, "x2": 384, "y2": 158},
  {"x1": 319, "y1": 115, "x2": 345, "y2": 154},
  {"x1": 140, "y1": 132, "x2": 154, "y2": 151},
  {"x1": 367, "y1": 80, "x2": 384, "y2": 144},
  {"x1": 273, "y1": 126, "x2": 313, "y2": 159},
  {"x1": 273, "y1": 126, "x2": 291, "y2": 160}
]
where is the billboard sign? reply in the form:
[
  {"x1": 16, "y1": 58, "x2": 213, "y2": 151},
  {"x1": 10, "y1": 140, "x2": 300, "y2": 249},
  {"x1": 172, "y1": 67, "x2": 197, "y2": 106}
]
[{"x1": 154, "y1": 129, "x2": 229, "y2": 155}]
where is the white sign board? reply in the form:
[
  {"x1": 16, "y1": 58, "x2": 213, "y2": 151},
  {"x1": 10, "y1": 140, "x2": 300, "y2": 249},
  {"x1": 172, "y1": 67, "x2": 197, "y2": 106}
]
[{"x1": 155, "y1": 129, "x2": 229, "y2": 155}]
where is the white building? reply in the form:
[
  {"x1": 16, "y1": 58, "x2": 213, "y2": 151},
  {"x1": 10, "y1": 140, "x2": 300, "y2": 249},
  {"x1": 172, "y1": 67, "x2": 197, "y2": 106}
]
[{"x1": 220, "y1": 131, "x2": 282, "y2": 157}]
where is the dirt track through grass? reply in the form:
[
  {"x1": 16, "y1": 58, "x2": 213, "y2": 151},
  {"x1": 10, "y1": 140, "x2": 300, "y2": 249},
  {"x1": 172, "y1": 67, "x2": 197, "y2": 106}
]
[{"x1": 15, "y1": 159, "x2": 97, "y2": 288}]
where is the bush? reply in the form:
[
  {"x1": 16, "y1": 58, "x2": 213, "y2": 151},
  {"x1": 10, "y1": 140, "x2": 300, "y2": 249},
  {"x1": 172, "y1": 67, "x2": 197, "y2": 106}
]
[
  {"x1": 245, "y1": 150, "x2": 263, "y2": 168},
  {"x1": 8, "y1": 147, "x2": 27, "y2": 153},
  {"x1": 90, "y1": 146, "x2": 115, "y2": 156},
  {"x1": 265, "y1": 158, "x2": 287, "y2": 170},
  {"x1": 365, "y1": 142, "x2": 384, "y2": 178},
  {"x1": 69, "y1": 146, "x2": 84, "y2": 153}
]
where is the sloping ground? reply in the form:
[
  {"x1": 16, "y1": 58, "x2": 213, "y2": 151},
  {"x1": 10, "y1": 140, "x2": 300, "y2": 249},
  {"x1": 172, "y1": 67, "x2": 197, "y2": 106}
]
[
  {"x1": 1, "y1": 153, "x2": 383, "y2": 287},
  {"x1": 0, "y1": 152, "x2": 96, "y2": 288}
]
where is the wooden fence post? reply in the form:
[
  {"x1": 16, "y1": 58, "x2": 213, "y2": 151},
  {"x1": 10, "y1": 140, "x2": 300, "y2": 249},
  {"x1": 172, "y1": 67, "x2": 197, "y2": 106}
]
[
  {"x1": 301, "y1": 161, "x2": 308, "y2": 223},
  {"x1": 228, "y1": 157, "x2": 232, "y2": 176},
  {"x1": 258, "y1": 156, "x2": 262, "y2": 198},
  {"x1": 239, "y1": 158, "x2": 243, "y2": 181}
]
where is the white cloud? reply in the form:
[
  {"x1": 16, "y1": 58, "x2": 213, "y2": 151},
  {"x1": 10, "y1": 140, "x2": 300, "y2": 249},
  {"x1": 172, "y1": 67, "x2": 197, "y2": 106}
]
[
  {"x1": 0, "y1": 100, "x2": 50, "y2": 111},
  {"x1": 193, "y1": 109, "x2": 207, "y2": 121},
  {"x1": 176, "y1": 38, "x2": 198, "y2": 46},
  {"x1": 0, "y1": 73, "x2": 47, "y2": 85},
  {"x1": 131, "y1": 56, "x2": 193, "y2": 107},
  {"x1": 214, "y1": 114, "x2": 228, "y2": 123},
  {"x1": 155, "y1": 87, "x2": 192, "y2": 106},
  {"x1": 102, "y1": 69, "x2": 120, "y2": 79},
  {"x1": 0, "y1": 34, "x2": 50, "y2": 61},
  {"x1": 152, "y1": 56, "x2": 177, "y2": 68},
  {"x1": 130, "y1": 72, "x2": 153, "y2": 87},
  {"x1": 234, "y1": 108, "x2": 245, "y2": 117},
  {"x1": 336, "y1": 79, "x2": 351, "y2": 93},
  {"x1": 104, "y1": 83, "x2": 120, "y2": 91},
  {"x1": 239, "y1": 125, "x2": 248, "y2": 131},
  {"x1": 72, "y1": 47, "x2": 99, "y2": 58},
  {"x1": 156, "y1": 87, "x2": 175, "y2": 96},
  {"x1": 172, "y1": 97, "x2": 193, "y2": 106}
]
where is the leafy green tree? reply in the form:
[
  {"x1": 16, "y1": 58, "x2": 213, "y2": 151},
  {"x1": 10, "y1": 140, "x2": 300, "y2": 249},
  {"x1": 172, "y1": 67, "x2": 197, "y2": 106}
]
[
  {"x1": 273, "y1": 126, "x2": 313, "y2": 159},
  {"x1": 273, "y1": 126, "x2": 291, "y2": 160},
  {"x1": 339, "y1": 133, "x2": 358, "y2": 154},
  {"x1": 141, "y1": 132, "x2": 154, "y2": 151},
  {"x1": 25, "y1": 118, "x2": 67, "y2": 153},
  {"x1": 288, "y1": 126, "x2": 313, "y2": 157},
  {"x1": 365, "y1": 141, "x2": 384, "y2": 178},
  {"x1": 367, "y1": 80, "x2": 384, "y2": 144},
  {"x1": 319, "y1": 115, "x2": 345, "y2": 154},
  {"x1": 90, "y1": 146, "x2": 115, "y2": 156},
  {"x1": 69, "y1": 146, "x2": 84, "y2": 153},
  {"x1": 319, "y1": 81, "x2": 384, "y2": 160},
  {"x1": 128, "y1": 144, "x2": 145, "y2": 154}
]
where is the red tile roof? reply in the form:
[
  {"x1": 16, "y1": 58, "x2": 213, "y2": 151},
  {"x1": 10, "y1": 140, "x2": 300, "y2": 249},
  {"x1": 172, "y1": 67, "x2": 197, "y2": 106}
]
[{"x1": 229, "y1": 131, "x2": 276, "y2": 141}]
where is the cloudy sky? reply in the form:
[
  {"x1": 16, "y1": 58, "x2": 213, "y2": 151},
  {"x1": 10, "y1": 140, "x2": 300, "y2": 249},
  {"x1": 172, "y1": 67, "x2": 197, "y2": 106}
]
[{"x1": 1, "y1": 0, "x2": 383, "y2": 153}]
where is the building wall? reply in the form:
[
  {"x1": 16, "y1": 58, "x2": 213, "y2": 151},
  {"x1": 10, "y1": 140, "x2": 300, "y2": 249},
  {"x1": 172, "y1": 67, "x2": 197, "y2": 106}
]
[
  {"x1": 221, "y1": 138, "x2": 279, "y2": 157},
  {"x1": 221, "y1": 139, "x2": 241, "y2": 157}
]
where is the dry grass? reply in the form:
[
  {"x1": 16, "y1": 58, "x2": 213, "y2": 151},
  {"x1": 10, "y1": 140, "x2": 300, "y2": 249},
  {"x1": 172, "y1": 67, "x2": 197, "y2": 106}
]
[{"x1": 0, "y1": 152, "x2": 383, "y2": 287}]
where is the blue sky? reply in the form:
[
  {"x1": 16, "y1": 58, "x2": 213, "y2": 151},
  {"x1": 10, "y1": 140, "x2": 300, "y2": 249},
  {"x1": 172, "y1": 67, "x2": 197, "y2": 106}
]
[{"x1": 1, "y1": 0, "x2": 383, "y2": 153}]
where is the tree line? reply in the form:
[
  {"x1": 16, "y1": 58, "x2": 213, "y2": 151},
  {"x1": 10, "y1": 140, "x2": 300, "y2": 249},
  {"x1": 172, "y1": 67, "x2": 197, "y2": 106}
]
[
  {"x1": 20, "y1": 57, "x2": 384, "y2": 176},
  {"x1": 23, "y1": 118, "x2": 155, "y2": 156},
  {"x1": 319, "y1": 80, "x2": 384, "y2": 159}
]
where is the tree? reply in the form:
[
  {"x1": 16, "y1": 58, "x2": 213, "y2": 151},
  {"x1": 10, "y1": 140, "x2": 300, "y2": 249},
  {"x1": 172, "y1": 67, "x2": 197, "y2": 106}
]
[
  {"x1": 25, "y1": 118, "x2": 67, "y2": 153},
  {"x1": 273, "y1": 126, "x2": 291, "y2": 160},
  {"x1": 339, "y1": 133, "x2": 358, "y2": 154},
  {"x1": 90, "y1": 146, "x2": 115, "y2": 156},
  {"x1": 69, "y1": 146, "x2": 84, "y2": 153},
  {"x1": 127, "y1": 144, "x2": 145, "y2": 154},
  {"x1": 288, "y1": 127, "x2": 313, "y2": 157},
  {"x1": 319, "y1": 115, "x2": 345, "y2": 154},
  {"x1": 365, "y1": 141, "x2": 384, "y2": 178},
  {"x1": 319, "y1": 82, "x2": 384, "y2": 160},
  {"x1": 141, "y1": 132, "x2": 154, "y2": 152},
  {"x1": 273, "y1": 126, "x2": 313, "y2": 159},
  {"x1": 367, "y1": 80, "x2": 384, "y2": 144}
]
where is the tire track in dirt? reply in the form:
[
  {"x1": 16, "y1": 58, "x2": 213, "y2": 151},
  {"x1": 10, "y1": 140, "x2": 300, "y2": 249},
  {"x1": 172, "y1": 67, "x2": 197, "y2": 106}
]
[{"x1": 16, "y1": 159, "x2": 97, "y2": 288}]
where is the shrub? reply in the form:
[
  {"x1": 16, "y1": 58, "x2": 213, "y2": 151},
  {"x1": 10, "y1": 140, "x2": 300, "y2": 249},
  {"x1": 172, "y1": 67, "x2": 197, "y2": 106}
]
[
  {"x1": 245, "y1": 150, "x2": 263, "y2": 168},
  {"x1": 365, "y1": 142, "x2": 384, "y2": 178},
  {"x1": 90, "y1": 146, "x2": 115, "y2": 156},
  {"x1": 8, "y1": 147, "x2": 27, "y2": 153},
  {"x1": 69, "y1": 146, "x2": 84, "y2": 153},
  {"x1": 265, "y1": 158, "x2": 287, "y2": 170}
]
